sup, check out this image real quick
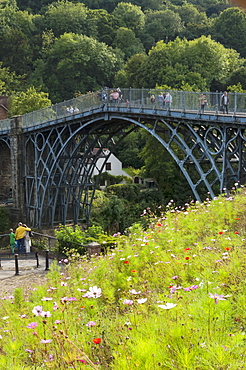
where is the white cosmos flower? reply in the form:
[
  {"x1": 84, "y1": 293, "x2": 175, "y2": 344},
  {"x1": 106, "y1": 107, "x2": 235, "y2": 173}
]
[
  {"x1": 137, "y1": 298, "x2": 147, "y2": 304},
  {"x1": 158, "y1": 303, "x2": 177, "y2": 309}
]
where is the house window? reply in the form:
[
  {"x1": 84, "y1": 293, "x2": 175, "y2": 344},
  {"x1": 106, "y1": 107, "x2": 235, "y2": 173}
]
[{"x1": 106, "y1": 162, "x2": 111, "y2": 171}]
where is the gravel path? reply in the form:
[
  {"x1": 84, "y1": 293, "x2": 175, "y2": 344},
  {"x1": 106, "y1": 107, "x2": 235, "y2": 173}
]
[{"x1": 0, "y1": 270, "x2": 49, "y2": 297}]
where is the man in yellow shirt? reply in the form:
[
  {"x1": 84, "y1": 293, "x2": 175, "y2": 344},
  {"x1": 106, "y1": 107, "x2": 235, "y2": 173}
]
[{"x1": 15, "y1": 222, "x2": 31, "y2": 253}]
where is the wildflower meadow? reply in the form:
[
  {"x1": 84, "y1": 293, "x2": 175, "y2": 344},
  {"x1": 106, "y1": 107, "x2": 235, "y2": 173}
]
[{"x1": 1, "y1": 190, "x2": 246, "y2": 369}]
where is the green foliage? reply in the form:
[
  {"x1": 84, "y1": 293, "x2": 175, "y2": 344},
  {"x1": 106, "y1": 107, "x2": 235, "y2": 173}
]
[
  {"x1": 139, "y1": 133, "x2": 193, "y2": 203},
  {"x1": 55, "y1": 223, "x2": 117, "y2": 255},
  {"x1": 94, "y1": 171, "x2": 131, "y2": 187},
  {"x1": 112, "y1": 2, "x2": 145, "y2": 34},
  {"x1": 211, "y1": 7, "x2": 246, "y2": 58},
  {"x1": 0, "y1": 63, "x2": 24, "y2": 96},
  {"x1": 112, "y1": 27, "x2": 145, "y2": 59},
  {"x1": 0, "y1": 191, "x2": 246, "y2": 368},
  {"x1": 125, "y1": 35, "x2": 243, "y2": 90},
  {"x1": 42, "y1": 1, "x2": 93, "y2": 38},
  {"x1": 34, "y1": 32, "x2": 123, "y2": 102},
  {"x1": 227, "y1": 82, "x2": 246, "y2": 93},
  {"x1": 0, "y1": 208, "x2": 10, "y2": 233},
  {"x1": 8, "y1": 86, "x2": 51, "y2": 115},
  {"x1": 14, "y1": 288, "x2": 24, "y2": 310},
  {"x1": 142, "y1": 9, "x2": 185, "y2": 46}
]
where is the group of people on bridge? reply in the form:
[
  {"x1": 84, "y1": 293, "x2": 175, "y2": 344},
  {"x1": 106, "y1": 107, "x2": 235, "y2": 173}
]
[{"x1": 9, "y1": 222, "x2": 32, "y2": 254}]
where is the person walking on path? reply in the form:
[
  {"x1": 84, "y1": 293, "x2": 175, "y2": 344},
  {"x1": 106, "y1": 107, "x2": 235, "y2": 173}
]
[
  {"x1": 23, "y1": 224, "x2": 32, "y2": 253},
  {"x1": 9, "y1": 228, "x2": 16, "y2": 253},
  {"x1": 15, "y1": 222, "x2": 31, "y2": 253}
]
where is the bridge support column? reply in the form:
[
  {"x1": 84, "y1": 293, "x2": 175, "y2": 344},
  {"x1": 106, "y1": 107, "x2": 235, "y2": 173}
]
[{"x1": 9, "y1": 116, "x2": 26, "y2": 219}]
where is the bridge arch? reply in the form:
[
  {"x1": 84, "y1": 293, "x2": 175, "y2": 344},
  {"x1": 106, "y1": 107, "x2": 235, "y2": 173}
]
[{"x1": 24, "y1": 111, "x2": 237, "y2": 228}]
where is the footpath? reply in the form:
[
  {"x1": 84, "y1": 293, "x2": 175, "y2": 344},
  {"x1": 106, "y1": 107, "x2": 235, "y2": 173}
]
[{"x1": 0, "y1": 254, "x2": 55, "y2": 280}]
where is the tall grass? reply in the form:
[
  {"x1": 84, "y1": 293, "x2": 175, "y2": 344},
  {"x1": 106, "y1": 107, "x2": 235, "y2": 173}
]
[{"x1": 0, "y1": 190, "x2": 246, "y2": 368}]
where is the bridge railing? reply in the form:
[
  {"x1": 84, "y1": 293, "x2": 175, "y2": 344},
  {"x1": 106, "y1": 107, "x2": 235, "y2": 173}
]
[
  {"x1": 2, "y1": 89, "x2": 246, "y2": 132},
  {"x1": 22, "y1": 92, "x2": 102, "y2": 128},
  {"x1": 0, "y1": 118, "x2": 11, "y2": 131}
]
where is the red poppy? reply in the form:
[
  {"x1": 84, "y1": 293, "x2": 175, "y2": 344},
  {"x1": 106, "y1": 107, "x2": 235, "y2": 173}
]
[
  {"x1": 184, "y1": 248, "x2": 191, "y2": 251},
  {"x1": 168, "y1": 285, "x2": 173, "y2": 289},
  {"x1": 92, "y1": 338, "x2": 101, "y2": 344},
  {"x1": 235, "y1": 218, "x2": 240, "y2": 220},
  {"x1": 234, "y1": 231, "x2": 239, "y2": 234},
  {"x1": 218, "y1": 231, "x2": 224, "y2": 234},
  {"x1": 225, "y1": 247, "x2": 230, "y2": 251},
  {"x1": 157, "y1": 223, "x2": 162, "y2": 226},
  {"x1": 124, "y1": 261, "x2": 129, "y2": 264},
  {"x1": 185, "y1": 257, "x2": 190, "y2": 260},
  {"x1": 131, "y1": 270, "x2": 137, "y2": 273}
]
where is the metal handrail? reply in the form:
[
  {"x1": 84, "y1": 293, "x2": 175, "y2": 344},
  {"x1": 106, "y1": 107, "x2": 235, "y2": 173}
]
[{"x1": 1, "y1": 89, "x2": 246, "y2": 133}]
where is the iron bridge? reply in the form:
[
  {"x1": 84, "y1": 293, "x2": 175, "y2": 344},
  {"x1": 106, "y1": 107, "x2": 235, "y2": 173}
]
[{"x1": 1, "y1": 88, "x2": 246, "y2": 228}]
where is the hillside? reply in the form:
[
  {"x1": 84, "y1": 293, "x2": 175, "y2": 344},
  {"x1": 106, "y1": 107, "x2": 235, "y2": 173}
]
[{"x1": 0, "y1": 189, "x2": 245, "y2": 368}]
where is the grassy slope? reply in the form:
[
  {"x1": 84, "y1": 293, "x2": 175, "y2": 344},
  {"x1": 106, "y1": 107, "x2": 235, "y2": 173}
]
[{"x1": 0, "y1": 190, "x2": 246, "y2": 369}]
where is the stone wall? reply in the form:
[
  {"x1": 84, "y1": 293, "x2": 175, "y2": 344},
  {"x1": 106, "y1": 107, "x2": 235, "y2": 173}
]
[{"x1": 0, "y1": 142, "x2": 11, "y2": 200}]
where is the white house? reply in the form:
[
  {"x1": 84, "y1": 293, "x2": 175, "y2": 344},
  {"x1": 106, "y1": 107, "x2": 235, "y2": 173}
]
[{"x1": 90, "y1": 148, "x2": 131, "y2": 188}]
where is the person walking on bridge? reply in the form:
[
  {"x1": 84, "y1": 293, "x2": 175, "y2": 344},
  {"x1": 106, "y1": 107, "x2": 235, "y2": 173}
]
[
  {"x1": 15, "y1": 222, "x2": 31, "y2": 253},
  {"x1": 221, "y1": 91, "x2": 229, "y2": 114},
  {"x1": 165, "y1": 92, "x2": 172, "y2": 111}
]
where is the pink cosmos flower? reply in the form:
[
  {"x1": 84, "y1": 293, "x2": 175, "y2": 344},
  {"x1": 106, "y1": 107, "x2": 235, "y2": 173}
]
[
  {"x1": 40, "y1": 339, "x2": 52, "y2": 343},
  {"x1": 208, "y1": 293, "x2": 227, "y2": 304},
  {"x1": 32, "y1": 306, "x2": 43, "y2": 316},
  {"x1": 86, "y1": 321, "x2": 96, "y2": 327},
  {"x1": 26, "y1": 322, "x2": 38, "y2": 329},
  {"x1": 129, "y1": 289, "x2": 141, "y2": 295},
  {"x1": 183, "y1": 285, "x2": 199, "y2": 291},
  {"x1": 40, "y1": 311, "x2": 52, "y2": 318},
  {"x1": 123, "y1": 299, "x2": 134, "y2": 305}
]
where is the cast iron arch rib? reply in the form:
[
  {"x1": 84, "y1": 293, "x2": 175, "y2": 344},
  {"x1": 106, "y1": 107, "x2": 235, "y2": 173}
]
[{"x1": 24, "y1": 110, "x2": 246, "y2": 228}]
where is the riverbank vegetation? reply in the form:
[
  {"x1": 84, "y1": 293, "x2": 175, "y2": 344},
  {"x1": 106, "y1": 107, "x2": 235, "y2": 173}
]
[{"x1": 0, "y1": 188, "x2": 245, "y2": 368}]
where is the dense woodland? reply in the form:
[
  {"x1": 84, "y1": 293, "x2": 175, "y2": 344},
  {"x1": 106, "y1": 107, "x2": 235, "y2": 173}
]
[{"x1": 1, "y1": 0, "x2": 245, "y2": 231}]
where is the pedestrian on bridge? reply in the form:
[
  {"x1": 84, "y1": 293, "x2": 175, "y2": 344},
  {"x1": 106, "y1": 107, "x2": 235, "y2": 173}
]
[
  {"x1": 15, "y1": 222, "x2": 31, "y2": 253},
  {"x1": 199, "y1": 94, "x2": 207, "y2": 113},
  {"x1": 221, "y1": 91, "x2": 229, "y2": 114},
  {"x1": 165, "y1": 92, "x2": 172, "y2": 111}
]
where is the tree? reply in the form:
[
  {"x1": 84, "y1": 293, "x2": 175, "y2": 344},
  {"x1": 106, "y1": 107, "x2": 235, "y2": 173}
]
[
  {"x1": 113, "y1": 129, "x2": 146, "y2": 168},
  {"x1": 173, "y1": 3, "x2": 211, "y2": 40},
  {"x1": 114, "y1": 53, "x2": 147, "y2": 87},
  {"x1": 112, "y1": 27, "x2": 145, "y2": 60},
  {"x1": 41, "y1": 1, "x2": 94, "y2": 38},
  {"x1": 0, "y1": 64, "x2": 24, "y2": 95},
  {"x1": 112, "y1": 2, "x2": 145, "y2": 35},
  {"x1": 33, "y1": 32, "x2": 123, "y2": 102},
  {"x1": 211, "y1": 7, "x2": 246, "y2": 57},
  {"x1": 119, "y1": 36, "x2": 243, "y2": 90},
  {"x1": 139, "y1": 134, "x2": 193, "y2": 203},
  {"x1": 87, "y1": 9, "x2": 124, "y2": 45},
  {"x1": 8, "y1": 86, "x2": 51, "y2": 115},
  {"x1": 227, "y1": 66, "x2": 246, "y2": 91},
  {"x1": 142, "y1": 9, "x2": 184, "y2": 46}
]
